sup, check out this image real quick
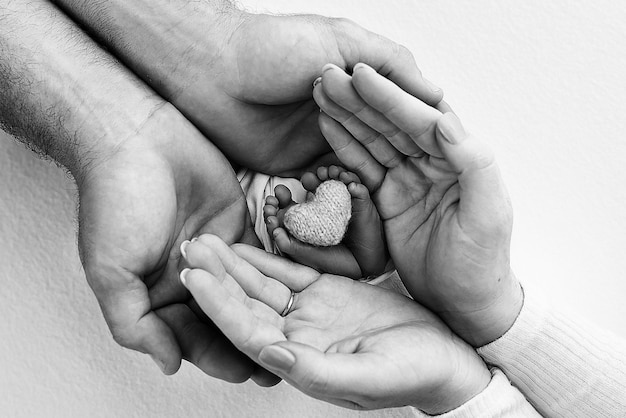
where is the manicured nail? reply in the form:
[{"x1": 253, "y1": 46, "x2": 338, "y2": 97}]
[
  {"x1": 180, "y1": 240, "x2": 190, "y2": 258},
  {"x1": 151, "y1": 356, "x2": 167, "y2": 374},
  {"x1": 352, "y1": 62, "x2": 369, "y2": 73},
  {"x1": 312, "y1": 76, "x2": 322, "y2": 88},
  {"x1": 424, "y1": 77, "x2": 442, "y2": 94},
  {"x1": 438, "y1": 113, "x2": 467, "y2": 145},
  {"x1": 258, "y1": 345, "x2": 296, "y2": 373},
  {"x1": 180, "y1": 268, "x2": 190, "y2": 286},
  {"x1": 322, "y1": 63, "x2": 337, "y2": 73}
]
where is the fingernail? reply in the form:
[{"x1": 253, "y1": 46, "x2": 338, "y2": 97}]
[
  {"x1": 180, "y1": 268, "x2": 190, "y2": 286},
  {"x1": 424, "y1": 78, "x2": 442, "y2": 94},
  {"x1": 312, "y1": 76, "x2": 322, "y2": 88},
  {"x1": 258, "y1": 345, "x2": 296, "y2": 373},
  {"x1": 438, "y1": 113, "x2": 466, "y2": 145},
  {"x1": 180, "y1": 240, "x2": 190, "y2": 258},
  {"x1": 352, "y1": 62, "x2": 368, "y2": 73},
  {"x1": 151, "y1": 356, "x2": 167, "y2": 374},
  {"x1": 322, "y1": 63, "x2": 336, "y2": 73}
]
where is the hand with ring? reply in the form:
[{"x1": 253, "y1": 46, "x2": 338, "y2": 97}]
[{"x1": 179, "y1": 234, "x2": 490, "y2": 414}]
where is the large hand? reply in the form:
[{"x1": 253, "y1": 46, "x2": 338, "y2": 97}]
[
  {"x1": 198, "y1": 12, "x2": 444, "y2": 175},
  {"x1": 313, "y1": 64, "x2": 522, "y2": 347},
  {"x1": 179, "y1": 235, "x2": 490, "y2": 414},
  {"x1": 1, "y1": 0, "x2": 271, "y2": 384},
  {"x1": 77, "y1": 103, "x2": 264, "y2": 380},
  {"x1": 52, "y1": 0, "x2": 443, "y2": 175}
]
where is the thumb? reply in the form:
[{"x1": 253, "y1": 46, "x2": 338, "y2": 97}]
[
  {"x1": 334, "y1": 19, "x2": 443, "y2": 106},
  {"x1": 257, "y1": 342, "x2": 379, "y2": 408},
  {"x1": 435, "y1": 113, "x2": 513, "y2": 235}
]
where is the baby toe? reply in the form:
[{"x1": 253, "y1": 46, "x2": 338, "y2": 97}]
[
  {"x1": 301, "y1": 171, "x2": 322, "y2": 192},
  {"x1": 263, "y1": 204, "x2": 278, "y2": 220},
  {"x1": 316, "y1": 166, "x2": 330, "y2": 181},
  {"x1": 273, "y1": 185, "x2": 294, "y2": 208},
  {"x1": 339, "y1": 170, "x2": 361, "y2": 185},
  {"x1": 327, "y1": 165, "x2": 345, "y2": 179}
]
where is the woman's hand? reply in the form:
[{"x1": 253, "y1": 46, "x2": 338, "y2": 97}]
[
  {"x1": 314, "y1": 64, "x2": 522, "y2": 347},
  {"x1": 180, "y1": 234, "x2": 490, "y2": 414}
]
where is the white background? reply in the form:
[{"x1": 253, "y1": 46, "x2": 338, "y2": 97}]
[{"x1": 1, "y1": 1, "x2": 625, "y2": 416}]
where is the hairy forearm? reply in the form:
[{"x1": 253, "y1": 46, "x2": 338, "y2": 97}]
[
  {"x1": 0, "y1": 1, "x2": 162, "y2": 178},
  {"x1": 50, "y1": 0, "x2": 243, "y2": 101}
]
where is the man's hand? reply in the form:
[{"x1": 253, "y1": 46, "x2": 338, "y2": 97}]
[
  {"x1": 180, "y1": 235, "x2": 490, "y2": 414},
  {"x1": 1, "y1": 1, "x2": 266, "y2": 380},
  {"x1": 51, "y1": 0, "x2": 443, "y2": 175},
  {"x1": 314, "y1": 64, "x2": 522, "y2": 347},
  {"x1": 78, "y1": 103, "x2": 261, "y2": 377}
]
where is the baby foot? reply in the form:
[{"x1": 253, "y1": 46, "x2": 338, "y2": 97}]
[{"x1": 264, "y1": 165, "x2": 387, "y2": 279}]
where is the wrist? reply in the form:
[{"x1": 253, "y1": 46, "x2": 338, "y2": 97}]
[
  {"x1": 440, "y1": 269, "x2": 523, "y2": 348},
  {"x1": 74, "y1": 100, "x2": 179, "y2": 186},
  {"x1": 415, "y1": 344, "x2": 491, "y2": 415},
  {"x1": 472, "y1": 270, "x2": 524, "y2": 347},
  {"x1": 0, "y1": 0, "x2": 167, "y2": 183},
  {"x1": 53, "y1": 0, "x2": 246, "y2": 103}
]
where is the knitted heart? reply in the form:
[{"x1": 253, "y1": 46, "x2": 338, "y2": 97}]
[{"x1": 283, "y1": 180, "x2": 352, "y2": 246}]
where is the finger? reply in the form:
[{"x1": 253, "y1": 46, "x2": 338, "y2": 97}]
[
  {"x1": 313, "y1": 80, "x2": 407, "y2": 168},
  {"x1": 257, "y1": 342, "x2": 382, "y2": 407},
  {"x1": 272, "y1": 227, "x2": 362, "y2": 279},
  {"x1": 313, "y1": 84, "x2": 400, "y2": 166},
  {"x1": 351, "y1": 63, "x2": 444, "y2": 158},
  {"x1": 156, "y1": 303, "x2": 255, "y2": 382},
  {"x1": 251, "y1": 366, "x2": 282, "y2": 387},
  {"x1": 335, "y1": 19, "x2": 443, "y2": 106},
  {"x1": 183, "y1": 296, "x2": 282, "y2": 387},
  {"x1": 185, "y1": 235, "x2": 290, "y2": 313},
  {"x1": 150, "y1": 207, "x2": 261, "y2": 310},
  {"x1": 180, "y1": 268, "x2": 286, "y2": 359},
  {"x1": 316, "y1": 64, "x2": 419, "y2": 158},
  {"x1": 231, "y1": 244, "x2": 321, "y2": 291},
  {"x1": 318, "y1": 112, "x2": 386, "y2": 192},
  {"x1": 85, "y1": 266, "x2": 182, "y2": 375},
  {"x1": 435, "y1": 113, "x2": 513, "y2": 237},
  {"x1": 147, "y1": 238, "x2": 189, "y2": 310},
  {"x1": 436, "y1": 99, "x2": 454, "y2": 114}
]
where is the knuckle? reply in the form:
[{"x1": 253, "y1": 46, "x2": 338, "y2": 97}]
[
  {"x1": 301, "y1": 368, "x2": 330, "y2": 394},
  {"x1": 330, "y1": 16, "x2": 357, "y2": 31},
  {"x1": 83, "y1": 262, "x2": 133, "y2": 296},
  {"x1": 197, "y1": 233, "x2": 221, "y2": 247},
  {"x1": 497, "y1": 203, "x2": 515, "y2": 232},
  {"x1": 397, "y1": 44, "x2": 420, "y2": 72},
  {"x1": 480, "y1": 203, "x2": 513, "y2": 241},
  {"x1": 110, "y1": 326, "x2": 141, "y2": 351},
  {"x1": 468, "y1": 148, "x2": 496, "y2": 172}
]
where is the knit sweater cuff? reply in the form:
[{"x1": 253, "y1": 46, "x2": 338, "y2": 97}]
[
  {"x1": 477, "y1": 288, "x2": 626, "y2": 417},
  {"x1": 410, "y1": 368, "x2": 540, "y2": 417}
]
